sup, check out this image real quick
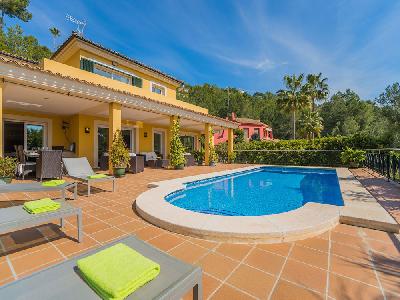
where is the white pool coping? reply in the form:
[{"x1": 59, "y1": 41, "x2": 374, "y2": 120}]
[{"x1": 136, "y1": 166, "x2": 399, "y2": 243}]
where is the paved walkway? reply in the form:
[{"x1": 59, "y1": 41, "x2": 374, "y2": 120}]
[
  {"x1": 0, "y1": 165, "x2": 399, "y2": 299},
  {"x1": 351, "y1": 168, "x2": 400, "y2": 223}
]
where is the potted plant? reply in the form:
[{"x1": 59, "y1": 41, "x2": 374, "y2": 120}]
[
  {"x1": 0, "y1": 156, "x2": 17, "y2": 184},
  {"x1": 227, "y1": 151, "x2": 236, "y2": 164},
  {"x1": 169, "y1": 117, "x2": 186, "y2": 169},
  {"x1": 340, "y1": 147, "x2": 366, "y2": 168},
  {"x1": 193, "y1": 149, "x2": 204, "y2": 165},
  {"x1": 109, "y1": 129, "x2": 130, "y2": 177}
]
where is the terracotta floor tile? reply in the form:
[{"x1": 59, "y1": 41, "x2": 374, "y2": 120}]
[
  {"x1": 81, "y1": 221, "x2": 111, "y2": 234},
  {"x1": 330, "y1": 255, "x2": 379, "y2": 287},
  {"x1": 244, "y1": 248, "x2": 285, "y2": 275},
  {"x1": 197, "y1": 252, "x2": 238, "y2": 280},
  {"x1": 227, "y1": 264, "x2": 275, "y2": 298},
  {"x1": 314, "y1": 230, "x2": 330, "y2": 240},
  {"x1": 332, "y1": 224, "x2": 360, "y2": 236},
  {"x1": 148, "y1": 233, "x2": 184, "y2": 252},
  {"x1": 256, "y1": 242, "x2": 291, "y2": 256},
  {"x1": 215, "y1": 243, "x2": 253, "y2": 261},
  {"x1": 329, "y1": 273, "x2": 384, "y2": 300},
  {"x1": 105, "y1": 215, "x2": 133, "y2": 226},
  {"x1": 90, "y1": 227, "x2": 126, "y2": 243},
  {"x1": 331, "y1": 241, "x2": 370, "y2": 263},
  {"x1": 55, "y1": 236, "x2": 99, "y2": 257},
  {"x1": 189, "y1": 237, "x2": 218, "y2": 250},
  {"x1": 11, "y1": 246, "x2": 64, "y2": 275},
  {"x1": 271, "y1": 280, "x2": 324, "y2": 300},
  {"x1": 289, "y1": 244, "x2": 328, "y2": 269},
  {"x1": 281, "y1": 260, "x2": 326, "y2": 293},
  {"x1": 296, "y1": 237, "x2": 329, "y2": 252},
  {"x1": 183, "y1": 273, "x2": 221, "y2": 300},
  {"x1": 331, "y1": 231, "x2": 366, "y2": 249},
  {"x1": 368, "y1": 239, "x2": 400, "y2": 257},
  {"x1": 115, "y1": 219, "x2": 148, "y2": 233},
  {"x1": 372, "y1": 253, "x2": 400, "y2": 295},
  {"x1": 134, "y1": 226, "x2": 165, "y2": 241},
  {"x1": 168, "y1": 241, "x2": 209, "y2": 264},
  {"x1": 210, "y1": 284, "x2": 254, "y2": 300},
  {"x1": 362, "y1": 228, "x2": 396, "y2": 243}
]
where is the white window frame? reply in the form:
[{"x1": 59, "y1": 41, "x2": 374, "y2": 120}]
[
  {"x1": 3, "y1": 114, "x2": 51, "y2": 153},
  {"x1": 150, "y1": 82, "x2": 167, "y2": 96},
  {"x1": 83, "y1": 57, "x2": 143, "y2": 85}
]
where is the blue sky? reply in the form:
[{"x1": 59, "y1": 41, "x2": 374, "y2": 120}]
[{"x1": 8, "y1": 0, "x2": 400, "y2": 99}]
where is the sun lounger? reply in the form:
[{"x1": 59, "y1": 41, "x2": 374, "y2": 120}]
[
  {"x1": 0, "y1": 181, "x2": 78, "y2": 200},
  {"x1": 62, "y1": 157, "x2": 116, "y2": 196},
  {"x1": 0, "y1": 235, "x2": 202, "y2": 300},
  {"x1": 0, "y1": 199, "x2": 82, "y2": 243}
]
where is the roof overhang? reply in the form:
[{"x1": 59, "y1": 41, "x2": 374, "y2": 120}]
[{"x1": 0, "y1": 59, "x2": 238, "y2": 130}]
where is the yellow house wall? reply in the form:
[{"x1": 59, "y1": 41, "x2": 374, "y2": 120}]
[
  {"x1": 44, "y1": 48, "x2": 208, "y2": 114},
  {"x1": 3, "y1": 109, "x2": 201, "y2": 166}
]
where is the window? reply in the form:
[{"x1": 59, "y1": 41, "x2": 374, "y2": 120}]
[
  {"x1": 180, "y1": 136, "x2": 195, "y2": 152},
  {"x1": 254, "y1": 128, "x2": 260, "y2": 137},
  {"x1": 93, "y1": 64, "x2": 130, "y2": 84},
  {"x1": 243, "y1": 128, "x2": 249, "y2": 140},
  {"x1": 3, "y1": 121, "x2": 45, "y2": 154},
  {"x1": 151, "y1": 83, "x2": 166, "y2": 96},
  {"x1": 81, "y1": 58, "x2": 142, "y2": 87}
]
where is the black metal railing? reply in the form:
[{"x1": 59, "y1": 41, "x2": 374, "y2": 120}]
[{"x1": 365, "y1": 149, "x2": 400, "y2": 182}]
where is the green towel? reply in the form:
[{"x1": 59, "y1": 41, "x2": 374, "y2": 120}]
[
  {"x1": 23, "y1": 198, "x2": 61, "y2": 214},
  {"x1": 41, "y1": 180, "x2": 65, "y2": 187},
  {"x1": 77, "y1": 243, "x2": 160, "y2": 300},
  {"x1": 88, "y1": 174, "x2": 108, "y2": 179}
]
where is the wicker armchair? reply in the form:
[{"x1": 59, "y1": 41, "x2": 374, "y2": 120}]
[
  {"x1": 36, "y1": 150, "x2": 63, "y2": 181},
  {"x1": 100, "y1": 153, "x2": 144, "y2": 174}
]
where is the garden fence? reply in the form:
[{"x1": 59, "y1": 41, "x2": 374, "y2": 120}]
[{"x1": 364, "y1": 149, "x2": 400, "y2": 183}]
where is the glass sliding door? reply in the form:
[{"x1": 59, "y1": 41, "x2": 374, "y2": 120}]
[
  {"x1": 96, "y1": 126, "x2": 135, "y2": 167},
  {"x1": 26, "y1": 124, "x2": 44, "y2": 150},
  {"x1": 153, "y1": 130, "x2": 165, "y2": 158},
  {"x1": 3, "y1": 121, "x2": 46, "y2": 155},
  {"x1": 3, "y1": 121, "x2": 24, "y2": 154}
]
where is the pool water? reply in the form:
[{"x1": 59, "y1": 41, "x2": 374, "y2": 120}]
[{"x1": 165, "y1": 167, "x2": 343, "y2": 216}]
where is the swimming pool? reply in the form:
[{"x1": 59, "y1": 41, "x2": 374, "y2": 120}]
[{"x1": 165, "y1": 166, "x2": 343, "y2": 216}]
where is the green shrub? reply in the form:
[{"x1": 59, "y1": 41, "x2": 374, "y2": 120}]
[
  {"x1": 109, "y1": 130, "x2": 130, "y2": 168},
  {"x1": 193, "y1": 149, "x2": 205, "y2": 164},
  {"x1": 0, "y1": 156, "x2": 17, "y2": 178},
  {"x1": 340, "y1": 147, "x2": 366, "y2": 168},
  {"x1": 215, "y1": 133, "x2": 385, "y2": 166},
  {"x1": 169, "y1": 117, "x2": 186, "y2": 168}
]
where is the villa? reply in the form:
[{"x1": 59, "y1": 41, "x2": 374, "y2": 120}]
[
  {"x1": 0, "y1": 32, "x2": 237, "y2": 168},
  {"x1": 0, "y1": 33, "x2": 399, "y2": 300},
  {"x1": 214, "y1": 113, "x2": 273, "y2": 145}
]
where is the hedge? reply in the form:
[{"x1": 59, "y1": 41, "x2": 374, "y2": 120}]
[{"x1": 215, "y1": 134, "x2": 387, "y2": 167}]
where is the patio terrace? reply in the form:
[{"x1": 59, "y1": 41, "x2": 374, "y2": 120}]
[{"x1": 0, "y1": 165, "x2": 399, "y2": 300}]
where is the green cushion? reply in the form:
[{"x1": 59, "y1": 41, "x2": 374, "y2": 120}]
[
  {"x1": 41, "y1": 180, "x2": 65, "y2": 187},
  {"x1": 77, "y1": 243, "x2": 160, "y2": 300},
  {"x1": 23, "y1": 198, "x2": 61, "y2": 214}
]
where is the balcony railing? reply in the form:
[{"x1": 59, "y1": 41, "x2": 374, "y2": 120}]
[{"x1": 365, "y1": 149, "x2": 400, "y2": 183}]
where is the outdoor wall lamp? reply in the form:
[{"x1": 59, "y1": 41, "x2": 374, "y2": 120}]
[
  {"x1": 84, "y1": 127, "x2": 90, "y2": 134},
  {"x1": 144, "y1": 132, "x2": 148, "y2": 138}
]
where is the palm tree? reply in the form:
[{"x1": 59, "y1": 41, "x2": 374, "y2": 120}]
[
  {"x1": 305, "y1": 73, "x2": 329, "y2": 111},
  {"x1": 277, "y1": 74, "x2": 310, "y2": 139},
  {"x1": 49, "y1": 27, "x2": 61, "y2": 51},
  {"x1": 299, "y1": 110, "x2": 324, "y2": 140}
]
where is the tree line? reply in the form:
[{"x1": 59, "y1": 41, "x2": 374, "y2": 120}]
[{"x1": 178, "y1": 78, "x2": 400, "y2": 147}]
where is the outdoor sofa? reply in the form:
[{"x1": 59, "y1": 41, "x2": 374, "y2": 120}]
[
  {"x1": 0, "y1": 199, "x2": 82, "y2": 243},
  {"x1": 63, "y1": 157, "x2": 116, "y2": 196},
  {"x1": 0, "y1": 235, "x2": 202, "y2": 300}
]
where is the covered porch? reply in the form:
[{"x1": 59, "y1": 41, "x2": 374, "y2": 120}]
[{"x1": 0, "y1": 58, "x2": 237, "y2": 171}]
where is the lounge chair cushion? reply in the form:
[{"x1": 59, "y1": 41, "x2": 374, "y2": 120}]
[{"x1": 77, "y1": 243, "x2": 160, "y2": 300}]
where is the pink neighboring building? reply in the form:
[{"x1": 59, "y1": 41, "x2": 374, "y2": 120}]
[{"x1": 214, "y1": 113, "x2": 273, "y2": 144}]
